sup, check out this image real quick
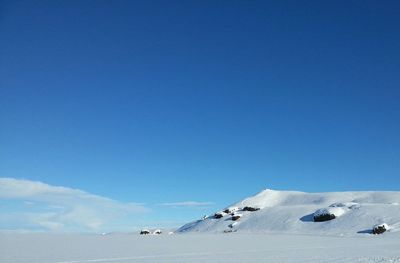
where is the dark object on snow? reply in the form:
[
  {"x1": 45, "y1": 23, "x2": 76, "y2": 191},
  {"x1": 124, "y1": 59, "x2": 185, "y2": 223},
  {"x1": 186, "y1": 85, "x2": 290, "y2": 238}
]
[
  {"x1": 223, "y1": 207, "x2": 239, "y2": 214},
  {"x1": 242, "y1": 206, "x2": 260, "y2": 212},
  {"x1": 373, "y1": 224, "x2": 387, "y2": 235},
  {"x1": 214, "y1": 213, "x2": 224, "y2": 219},
  {"x1": 231, "y1": 215, "x2": 241, "y2": 221},
  {"x1": 313, "y1": 213, "x2": 335, "y2": 222},
  {"x1": 140, "y1": 230, "x2": 150, "y2": 235}
]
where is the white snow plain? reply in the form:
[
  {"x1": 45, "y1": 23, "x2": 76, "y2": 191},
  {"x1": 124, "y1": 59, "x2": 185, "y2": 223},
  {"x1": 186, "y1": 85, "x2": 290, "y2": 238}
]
[{"x1": 1, "y1": 232, "x2": 400, "y2": 263}]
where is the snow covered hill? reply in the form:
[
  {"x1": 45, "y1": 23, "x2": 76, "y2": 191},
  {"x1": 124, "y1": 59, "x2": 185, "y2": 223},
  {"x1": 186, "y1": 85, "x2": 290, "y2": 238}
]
[{"x1": 177, "y1": 189, "x2": 400, "y2": 236}]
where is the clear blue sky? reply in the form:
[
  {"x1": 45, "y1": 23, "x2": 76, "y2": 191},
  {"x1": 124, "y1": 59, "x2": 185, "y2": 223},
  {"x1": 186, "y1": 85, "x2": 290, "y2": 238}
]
[{"x1": 1, "y1": 0, "x2": 400, "y2": 231}]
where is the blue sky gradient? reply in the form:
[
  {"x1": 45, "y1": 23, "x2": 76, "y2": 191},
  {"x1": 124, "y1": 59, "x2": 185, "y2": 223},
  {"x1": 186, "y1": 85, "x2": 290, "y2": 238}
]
[{"x1": 1, "y1": 0, "x2": 400, "y2": 231}]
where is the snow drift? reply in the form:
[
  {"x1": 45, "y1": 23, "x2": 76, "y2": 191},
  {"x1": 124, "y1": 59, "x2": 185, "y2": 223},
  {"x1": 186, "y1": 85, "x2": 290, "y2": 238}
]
[{"x1": 177, "y1": 189, "x2": 400, "y2": 236}]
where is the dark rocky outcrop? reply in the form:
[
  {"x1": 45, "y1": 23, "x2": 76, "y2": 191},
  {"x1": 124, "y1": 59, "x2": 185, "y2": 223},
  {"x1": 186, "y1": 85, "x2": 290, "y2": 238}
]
[
  {"x1": 313, "y1": 207, "x2": 344, "y2": 222},
  {"x1": 373, "y1": 224, "x2": 388, "y2": 235},
  {"x1": 313, "y1": 213, "x2": 336, "y2": 222},
  {"x1": 242, "y1": 206, "x2": 260, "y2": 212},
  {"x1": 224, "y1": 207, "x2": 239, "y2": 214},
  {"x1": 231, "y1": 215, "x2": 241, "y2": 221},
  {"x1": 214, "y1": 212, "x2": 224, "y2": 219},
  {"x1": 140, "y1": 229, "x2": 150, "y2": 235}
]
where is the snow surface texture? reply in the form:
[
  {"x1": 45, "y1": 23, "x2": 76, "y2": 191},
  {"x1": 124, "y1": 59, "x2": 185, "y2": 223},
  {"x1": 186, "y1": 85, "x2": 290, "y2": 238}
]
[
  {"x1": 1, "y1": 232, "x2": 400, "y2": 263},
  {"x1": 178, "y1": 189, "x2": 400, "y2": 236}
]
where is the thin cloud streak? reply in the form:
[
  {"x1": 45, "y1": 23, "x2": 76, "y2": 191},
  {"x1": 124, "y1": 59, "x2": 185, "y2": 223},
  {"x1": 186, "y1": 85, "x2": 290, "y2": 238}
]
[{"x1": 159, "y1": 201, "x2": 214, "y2": 208}]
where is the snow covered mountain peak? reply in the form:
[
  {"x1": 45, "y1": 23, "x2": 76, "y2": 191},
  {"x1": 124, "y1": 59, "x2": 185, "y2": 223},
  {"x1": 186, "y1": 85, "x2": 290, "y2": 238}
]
[{"x1": 177, "y1": 189, "x2": 400, "y2": 236}]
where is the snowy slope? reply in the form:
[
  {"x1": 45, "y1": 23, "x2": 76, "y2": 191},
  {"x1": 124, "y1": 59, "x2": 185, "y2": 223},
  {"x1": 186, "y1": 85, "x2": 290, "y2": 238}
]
[{"x1": 177, "y1": 189, "x2": 400, "y2": 236}]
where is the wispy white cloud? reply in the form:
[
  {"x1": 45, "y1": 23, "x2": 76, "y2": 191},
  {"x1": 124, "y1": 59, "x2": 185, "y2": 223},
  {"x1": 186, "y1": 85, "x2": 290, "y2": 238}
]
[
  {"x1": 0, "y1": 178, "x2": 148, "y2": 232},
  {"x1": 159, "y1": 201, "x2": 214, "y2": 208}
]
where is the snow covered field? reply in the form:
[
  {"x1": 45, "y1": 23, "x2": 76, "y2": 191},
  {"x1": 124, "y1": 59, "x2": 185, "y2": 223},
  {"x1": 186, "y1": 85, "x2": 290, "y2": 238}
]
[{"x1": 1, "y1": 232, "x2": 400, "y2": 263}]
